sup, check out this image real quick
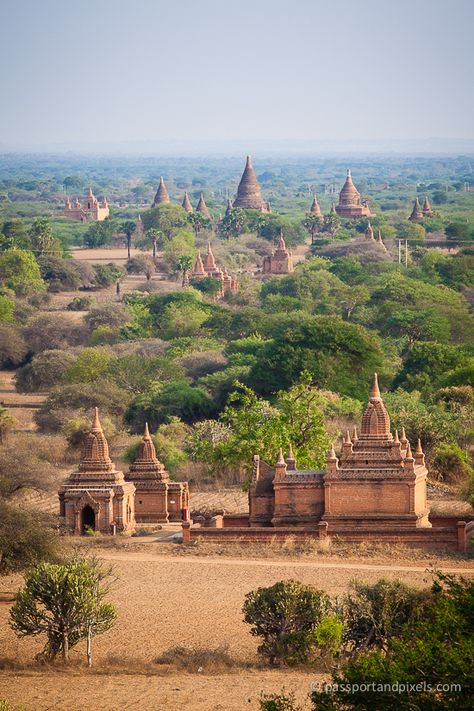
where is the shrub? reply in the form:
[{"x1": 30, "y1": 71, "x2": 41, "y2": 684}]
[
  {"x1": 23, "y1": 314, "x2": 87, "y2": 353},
  {"x1": 260, "y1": 691, "x2": 302, "y2": 711},
  {"x1": 343, "y1": 579, "x2": 429, "y2": 653},
  {"x1": 15, "y1": 350, "x2": 76, "y2": 392},
  {"x1": 155, "y1": 645, "x2": 238, "y2": 673},
  {"x1": 37, "y1": 255, "x2": 81, "y2": 292},
  {"x1": 66, "y1": 295, "x2": 96, "y2": 311},
  {"x1": 0, "y1": 501, "x2": 62, "y2": 575},
  {"x1": 92, "y1": 262, "x2": 124, "y2": 288},
  {"x1": 0, "y1": 325, "x2": 28, "y2": 367},
  {"x1": 85, "y1": 303, "x2": 130, "y2": 332},
  {"x1": 433, "y1": 443, "x2": 474, "y2": 483},
  {"x1": 243, "y1": 579, "x2": 333, "y2": 666}
]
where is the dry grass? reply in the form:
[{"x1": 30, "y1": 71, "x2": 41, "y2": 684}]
[{"x1": 154, "y1": 645, "x2": 248, "y2": 674}]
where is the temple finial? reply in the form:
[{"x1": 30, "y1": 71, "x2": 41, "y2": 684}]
[
  {"x1": 92, "y1": 407, "x2": 101, "y2": 430},
  {"x1": 276, "y1": 447, "x2": 285, "y2": 465},
  {"x1": 370, "y1": 373, "x2": 381, "y2": 400}
]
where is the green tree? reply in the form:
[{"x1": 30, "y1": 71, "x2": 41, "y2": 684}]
[
  {"x1": 0, "y1": 248, "x2": 45, "y2": 295},
  {"x1": 218, "y1": 208, "x2": 247, "y2": 240},
  {"x1": 142, "y1": 204, "x2": 189, "y2": 238},
  {"x1": 188, "y1": 211, "x2": 212, "y2": 235},
  {"x1": 0, "y1": 294, "x2": 14, "y2": 323},
  {"x1": 10, "y1": 559, "x2": 117, "y2": 664},
  {"x1": 28, "y1": 218, "x2": 57, "y2": 255},
  {"x1": 311, "y1": 573, "x2": 474, "y2": 711},
  {"x1": 175, "y1": 254, "x2": 194, "y2": 286},
  {"x1": 83, "y1": 219, "x2": 116, "y2": 248},
  {"x1": 125, "y1": 381, "x2": 212, "y2": 430},
  {"x1": 243, "y1": 580, "x2": 334, "y2": 666},
  {"x1": 303, "y1": 214, "x2": 323, "y2": 243}
]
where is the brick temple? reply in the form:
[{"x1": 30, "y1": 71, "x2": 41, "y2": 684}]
[
  {"x1": 262, "y1": 233, "x2": 294, "y2": 274},
  {"x1": 189, "y1": 242, "x2": 239, "y2": 295},
  {"x1": 59, "y1": 410, "x2": 189, "y2": 533},
  {"x1": 125, "y1": 423, "x2": 189, "y2": 524},
  {"x1": 152, "y1": 176, "x2": 171, "y2": 207},
  {"x1": 183, "y1": 374, "x2": 472, "y2": 551},
  {"x1": 335, "y1": 170, "x2": 371, "y2": 219},
  {"x1": 232, "y1": 155, "x2": 271, "y2": 212},
  {"x1": 63, "y1": 188, "x2": 109, "y2": 222},
  {"x1": 59, "y1": 409, "x2": 135, "y2": 534}
]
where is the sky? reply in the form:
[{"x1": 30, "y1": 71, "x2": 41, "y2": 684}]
[{"x1": 0, "y1": 0, "x2": 473, "y2": 153}]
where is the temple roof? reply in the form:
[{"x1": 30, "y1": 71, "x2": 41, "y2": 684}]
[
  {"x1": 409, "y1": 197, "x2": 423, "y2": 221},
  {"x1": 196, "y1": 193, "x2": 210, "y2": 218},
  {"x1": 360, "y1": 373, "x2": 391, "y2": 438},
  {"x1": 192, "y1": 252, "x2": 206, "y2": 276},
  {"x1": 339, "y1": 169, "x2": 361, "y2": 206},
  {"x1": 79, "y1": 408, "x2": 115, "y2": 473},
  {"x1": 233, "y1": 155, "x2": 265, "y2": 210},
  {"x1": 310, "y1": 194, "x2": 322, "y2": 217},
  {"x1": 128, "y1": 423, "x2": 168, "y2": 480},
  {"x1": 182, "y1": 192, "x2": 193, "y2": 213},
  {"x1": 153, "y1": 177, "x2": 170, "y2": 206},
  {"x1": 203, "y1": 241, "x2": 217, "y2": 271}
]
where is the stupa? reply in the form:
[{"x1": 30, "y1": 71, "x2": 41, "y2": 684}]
[
  {"x1": 310, "y1": 194, "x2": 323, "y2": 218},
  {"x1": 152, "y1": 177, "x2": 171, "y2": 207},
  {"x1": 196, "y1": 193, "x2": 211, "y2": 218},
  {"x1": 422, "y1": 196, "x2": 432, "y2": 216},
  {"x1": 233, "y1": 156, "x2": 270, "y2": 212},
  {"x1": 336, "y1": 170, "x2": 371, "y2": 218},
  {"x1": 182, "y1": 192, "x2": 193, "y2": 213},
  {"x1": 409, "y1": 197, "x2": 424, "y2": 222}
]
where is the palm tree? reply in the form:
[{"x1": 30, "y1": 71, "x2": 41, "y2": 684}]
[
  {"x1": 121, "y1": 220, "x2": 137, "y2": 259},
  {"x1": 146, "y1": 228, "x2": 162, "y2": 257},
  {"x1": 175, "y1": 255, "x2": 194, "y2": 287}
]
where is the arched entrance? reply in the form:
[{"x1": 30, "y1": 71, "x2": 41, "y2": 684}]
[{"x1": 81, "y1": 505, "x2": 96, "y2": 534}]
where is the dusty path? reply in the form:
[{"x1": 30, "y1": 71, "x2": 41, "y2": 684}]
[{"x1": 101, "y1": 550, "x2": 474, "y2": 575}]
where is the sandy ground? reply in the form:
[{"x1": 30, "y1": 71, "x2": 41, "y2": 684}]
[{"x1": 1, "y1": 547, "x2": 473, "y2": 710}]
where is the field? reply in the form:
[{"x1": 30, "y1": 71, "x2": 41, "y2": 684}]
[{"x1": 1, "y1": 542, "x2": 473, "y2": 711}]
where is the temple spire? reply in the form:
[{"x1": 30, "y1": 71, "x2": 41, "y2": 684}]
[
  {"x1": 196, "y1": 193, "x2": 210, "y2": 218},
  {"x1": 310, "y1": 194, "x2": 322, "y2": 217},
  {"x1": 409, "y1": 197, "x2": 423, "y2": 222},
  {"x1": 182, "y1": 192, "x2": 193, "y2": 213},
  {"x1": 233, "y1": 155, "x2": 266, "y2": 210},
  {"x1": 370, "y1": 372, "x2": 381, "y2": 400},
  {"x1": 153, "y1": 176, "x2": 170, "y2": 206},
  {"x1": 365, "y1": 221, "x2": 374, "y2": 240}
]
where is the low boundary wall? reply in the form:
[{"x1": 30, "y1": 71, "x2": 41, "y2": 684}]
[{"x1": 182, "y1": 514, "x2": 474, "y2": 552}]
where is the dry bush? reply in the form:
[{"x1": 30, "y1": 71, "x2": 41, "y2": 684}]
[
  {"x1": 177, "y1": 349, "x2": 227, "y2": 379},
  {"x1": 110, "y1": 338, "x2": 167, "y2": 357},
  {"x1": 23, "y1": 314, "x2": 87, "y2": 353},
  {"x1": 154, "y1": 645, "x2": 245, "y2": 674}
]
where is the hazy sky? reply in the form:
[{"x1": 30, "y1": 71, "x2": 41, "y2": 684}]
[{"x1": 0, "y1": 0, "x2": 473, "y2": 151}]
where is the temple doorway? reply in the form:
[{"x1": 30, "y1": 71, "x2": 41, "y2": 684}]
[{"x1": 81, "y1": 505, "x2": 95, "y2": 534}]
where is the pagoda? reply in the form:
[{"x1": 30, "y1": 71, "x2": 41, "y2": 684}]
[
  {"x1": 262, "y1": 233, "x2": 294, "y2": 274},
  {"x1": 59, "y1": 409, "x2": 136, "y2": 534},
  {"x1": 125, "y1": 424, "x2": 188, "y2": 523},
  {"x1": 336, "y1": 170, "x2": 371, "y2": 218},
  {"x1": 196, "y1": 193, "x2": 211, "y2": 218},
  {"x1": 182, "y1": 192, "x2": 193, "y2": 213},
  {"x1": 365, "y1": 221, "x2": 375, "y2": 240},
  {"x1": 408, "y1": 197, "x2": 424, "y2": 222},
  {"x1": 323, "y1": 373, "x2": 430, "y2": 529},
  {"x1": 152, "y1": 177, "x2": 170, "y2": 207},
  {"x1": 190, "y1": 243, "x2": 238, "y2": 295},
  {"x1": 233, "y1": 155, "x2": 270, "y2": 212},
  {"x1": 309, "y1": 194, "x2": 323, "y2": 218},
  {"x1": 422, "y1": 196, "x2": 432, "y2": 216}
]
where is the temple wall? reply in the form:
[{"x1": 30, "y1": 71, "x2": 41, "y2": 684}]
[
  {"x1": 273, "y1": 483, "x2": 324, "y2": 525},
  {"x1": 187, "y1": 516, "x2": 472, "y2": 551},
  {"x1": 326, "y1": 480, "x2": 410, "y2": 515}
]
